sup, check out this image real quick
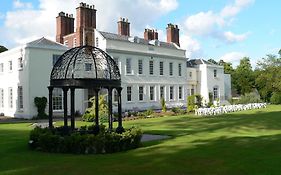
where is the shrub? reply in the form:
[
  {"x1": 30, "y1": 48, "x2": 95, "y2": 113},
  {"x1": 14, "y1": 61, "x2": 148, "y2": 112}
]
[
  {"x1": 237, "y1": 92, "x2": 261, "y2": 104},
  {"x1": 171, "y1": 107, "x2": 186, "y2": 115},
  {"x1": 144, "y1": 108, "x2": 154, "y2": 116},
  {"x1": 160, "y1": 97, "x2": 167, "y2": 112},
  {"x1": 270, "y1": 92, "x2": 281, "y2": 104},
  {"x1": 187, "y1": 95, "x2": 196, "y2": 112},
  {"x1": 195, "y1": 94, "x2": 203, "y2": 107},
  {"x1": 34, "y1": 97, "x2": 48, "y2": 119},
  {"x1": 82, "y1": 95, "x2": 108, "y2": 122},
  {"x1": 29, "y1": 125, "x2": 143, "y2": 154}
]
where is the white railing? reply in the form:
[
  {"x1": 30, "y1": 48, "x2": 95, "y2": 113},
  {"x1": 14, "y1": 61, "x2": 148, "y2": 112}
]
[{"x1": 195, "y1": 103, "x2": 267, "y2": 116}]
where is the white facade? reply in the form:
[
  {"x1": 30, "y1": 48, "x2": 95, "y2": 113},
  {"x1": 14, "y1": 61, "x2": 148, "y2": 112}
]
[
  {"x1": 0, "y1": 36, "x2": 231, "y2": 118},
  {"x1": 0, "y1": 38, "x2": 86, "y2": 118},
  {"x1": 186, "y1": 59, "x2": 231, "y2": 105},
  {"x1": 95, "y1": 30, "x2": 187, "y2": 111}
]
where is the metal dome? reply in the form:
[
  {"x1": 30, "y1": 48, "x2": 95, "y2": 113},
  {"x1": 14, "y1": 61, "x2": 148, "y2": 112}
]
[{"x1": 50, "y1": 45, "x2": 121, "y2": 88}]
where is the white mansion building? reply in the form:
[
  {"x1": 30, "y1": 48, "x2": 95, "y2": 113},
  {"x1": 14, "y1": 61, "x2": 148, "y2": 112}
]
[{"x1": 0, "y1": 2, "x2": 231, "y2": 118}]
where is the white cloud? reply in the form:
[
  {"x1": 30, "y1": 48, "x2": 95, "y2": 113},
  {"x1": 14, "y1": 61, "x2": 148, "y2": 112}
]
[
  {"x1": 222, "y1": 31, "x2": 250, "y2": 43},
  {"x1": 184, "y1": 11, "x2": 224, "y2": 36},
  {"x1": 180, "y1": 34, "x2": 202, "y2": 58},
  {"x1": 13, "y1": 0, "x2": 33, "y2": 9},
  {"x1": 220, "y1": 0, "x2": 255, "y2": 18},
  {"x1": 220, "y1": 52, "x2": 247, "y2": 63},
  {"x1": 183, "y1": 0, "x2": 254, "y2": 45},
  {"x1": 1, "y1": 0, "x2": 178, "y2": 47}
]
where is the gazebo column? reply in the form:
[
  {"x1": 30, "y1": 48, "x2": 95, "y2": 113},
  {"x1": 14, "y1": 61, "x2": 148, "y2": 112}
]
[
  {"x1": 48, "y1": 86, "x2": 54, "y2": 128},
  {"x1": 108, "y1": 87, "x2": 113, "y2": 131},
  {"x1": 70, "y1": 88, "x2": 75, "y2": 130},
  {"x1": 116, "y1": 87, "x2": 124, "y2": 133},
  {"x1": 94, "y1": 88, "x2": 100, "y2": 127},
  {"x1": 63, "y1": 87, "x2": 68, "y2": 127}
]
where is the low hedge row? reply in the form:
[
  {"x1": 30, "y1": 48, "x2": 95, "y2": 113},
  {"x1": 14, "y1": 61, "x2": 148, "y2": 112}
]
[{"x1": 29, "y1": 125, "x2": 143, "y2": 154}]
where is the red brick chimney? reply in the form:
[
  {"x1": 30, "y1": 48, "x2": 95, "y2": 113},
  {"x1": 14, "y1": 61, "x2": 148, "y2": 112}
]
[
  {"x1": 118, "y1": 17, "x2": 130, "y2": 36},
  {"x1": 56, "y1": 12, "x2": 74, "y2": 44},
  {"x1": 144, "y1": 29, "x2": 158, "y2": 40},
  {"x1": 76, "y1": 2, "x2": 97, "y2": 46},
  {"x1": 166, "y1": 23, "x2": 180, "y2": 47}
]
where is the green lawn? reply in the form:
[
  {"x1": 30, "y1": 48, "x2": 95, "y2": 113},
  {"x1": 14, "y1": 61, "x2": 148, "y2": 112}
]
[{"x1": 0, "y1": 105, "x2": 281, "y2": 175}]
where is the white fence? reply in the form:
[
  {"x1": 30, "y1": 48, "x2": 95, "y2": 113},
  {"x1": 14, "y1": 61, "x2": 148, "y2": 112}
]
[{"x1": 195, "y1": 103, "x2": 267, "y2": 116}]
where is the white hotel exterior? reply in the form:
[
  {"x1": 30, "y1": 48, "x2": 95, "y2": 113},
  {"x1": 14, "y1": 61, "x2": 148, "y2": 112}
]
[
  {"x1": 0, "y1": 3, "x2": 231, "y2": 119},
  {"x1": 0, "y1": 36, "x2": 231, "y2": 119}
]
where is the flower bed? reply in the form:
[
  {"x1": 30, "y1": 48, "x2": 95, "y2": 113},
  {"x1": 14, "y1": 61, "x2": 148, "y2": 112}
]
[{"x1": 29, "y1": 125, "x2": 143, "y2": 154}]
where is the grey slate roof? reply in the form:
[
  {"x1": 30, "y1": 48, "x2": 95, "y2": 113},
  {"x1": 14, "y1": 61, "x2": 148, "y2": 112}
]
[
  {"x1": 26, "y1": 37, "x2": 67, "y2": 50},
  {"x1": 99, "y1": 31, "x2": 178, "y2": 49},
  {"x1": 186, "y1": 59, "x2": 215, "y2": 67}
]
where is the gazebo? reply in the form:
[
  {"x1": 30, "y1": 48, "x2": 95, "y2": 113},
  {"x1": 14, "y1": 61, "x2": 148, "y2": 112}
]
[{"x1": 48, "y1": 45, "x2": 124, "y2": 133}]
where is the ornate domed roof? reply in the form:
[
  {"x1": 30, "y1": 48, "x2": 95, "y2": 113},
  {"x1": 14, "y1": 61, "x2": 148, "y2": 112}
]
[{"x1": 50, "y1": 46, "x2": 121, "y2": 88}]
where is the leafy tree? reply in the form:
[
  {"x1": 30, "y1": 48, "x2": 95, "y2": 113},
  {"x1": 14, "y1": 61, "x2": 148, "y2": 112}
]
[
  {"x1": 0, "y1": 45, "x2": 8, "y2": 53},
  {"x1": 219, "y1": 59, "x2": 235, "y2": 74},
  {"x1": 255, "y1": 54, "x2": 281, "y2": 101},
  {"x1": 233, "y1": 57, "x2": 255, "y2": 95}
]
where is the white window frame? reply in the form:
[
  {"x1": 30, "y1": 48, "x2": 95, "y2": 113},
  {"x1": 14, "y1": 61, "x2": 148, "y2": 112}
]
[
  {"x1": 169, "y1": 86, "x2": 174, "y2": 100},
  {"x1": 139, "y1": 86, "x2": 144, "y2": 101},
  {"x1": 159, "y1": 61, "x2": 164, "y2": 76},
  {"x1": 214, "y1": 69, "x2": 217, "y2": 78},
  {"x1": 160, "y1": 86, "x2": 165, "y2": 100},
  {"x1": 8, "y1": 61, "x2": 12, "y2": 71},
  {"x1": 18, "y1": 86, "x2": 23, "y2": 110},
  {"x1": 138, "y1": 59, "x2": 143, "y2": 75},
  {"x1": 169, "y1": 62, "x2": 173, "y2": 76},
  {"x1": 127, "y1": 86, "x2": 132, "y2": 102},
  {"x1": 8, "y1": 87, "x2": 13, "y2": 108},
  {"x1": 189, "y1": 72, "x2": 192, "y2": 78},
  {"x1": 149, "y1": 86, "x2": 155, "y2": 101},
  {"x1": 149, "y1": 60, "x2": 154, "y2": 75},
  {"x1": 0, "y1": 63, "x2": 3, "y2": 72},
  {"x1": 18, "y1": 57, "x2": 23, "y2": 70},
  {"x1": 85, "y1": 63, "x2": 92, "y2": 71},
  {"x1": 213, "y1": 86, "x2": 219, "y2": 100},
  {"x1": 178, "y1": 86, "x2": 183, "y2": 100},
  {"x1": 0, "y1": 88, "x2": 4, "y2": 108},
  {"x1": 113, "y1": 89, "x2": 118, "y2": 102},
  {"x1": 126, "y1": 58, "x2": 132, "y2": 75},
  {"x1": 53, "y1": 88, "x2": 63, "y2": 111},
  {"x1": 178, "y1": 63, "x2": 182, "y2": 76}
]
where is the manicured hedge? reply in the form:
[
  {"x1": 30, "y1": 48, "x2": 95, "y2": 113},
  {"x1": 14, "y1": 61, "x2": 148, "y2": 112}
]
[{"x1": 29, "y1": 125, "x2": 143, "y2": 154}]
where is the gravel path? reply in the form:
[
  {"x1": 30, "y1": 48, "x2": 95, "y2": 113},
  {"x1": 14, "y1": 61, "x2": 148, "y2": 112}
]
[{"x1": 141, "y1": 134, "x2": 171, "y2": 142}]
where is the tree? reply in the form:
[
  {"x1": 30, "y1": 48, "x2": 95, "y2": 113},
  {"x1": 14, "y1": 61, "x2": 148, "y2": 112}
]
[
  {"x1": 233, "y1": 57, "x2": 255, "y2": 95},
  {"x1": 0, "y1": 45, "x2": 8, "y2": 53},
  {"x1": 255, "y1": 54, "x2": 281, "y2": 101},
  {"x1": 219, "y1": 59, "x2": 234, "y2": 74}
]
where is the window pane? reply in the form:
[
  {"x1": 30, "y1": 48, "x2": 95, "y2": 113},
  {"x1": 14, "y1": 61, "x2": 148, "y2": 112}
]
[
  {"x1": 139, "y1": 86, "x2": 143, "y2": 101},
  {"x1": 138, "y1": 60, "x2": 143, "y2": 74},
  {"x1": 150, "y1": 86, "x2": 154, "y2": 100},
  {"x1": 149, "y1": 60, "x2": 154, "y2": 75},
  {"x1": 85, "y1": 63, "x2": 92, "y2": 71},
  {"x1": 159, "y1": 61, "x2": 164, "y2": 75},
  {"x1": 126, "y1": 58, "x2": 131, "y2": 74},
  {"x1": 179, "y1": 86, "x2": 182, "y2": 100},
  {"x1": 169, "y1": 62, "x2": 173, "y2": 76},
  {"x1": 18, "y1": 86, "x2": 23, "y2": 109},
  {"x1": 127, "y1": 86, "x2": 132, "y2": 102},
  {"x1": 160, "y1": 86, "x2": 165, "y2": 99},
  {"x1": 170, "y1": 86, "x2": 174, "y2": 100},
  {"x1": 178, "y1": 63, "x2": 182, "y2": 76},
  {"x1": 53, "y1": 88, "x2": 62, "y2": 110}
]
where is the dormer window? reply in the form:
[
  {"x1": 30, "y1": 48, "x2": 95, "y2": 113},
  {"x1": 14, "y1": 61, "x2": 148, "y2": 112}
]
[
  {"x1": 95, "y1": 37, "x2": 99, "y2": 47},
  {"x1": 214, "y1": 69, "x2": 217, "y2": 78},
  {"x1": 18, "y1": 57, "x2": 23, "y2": 70},
  {"x1": 85, "y1": 63, "x2": 92, "y2": 71}
]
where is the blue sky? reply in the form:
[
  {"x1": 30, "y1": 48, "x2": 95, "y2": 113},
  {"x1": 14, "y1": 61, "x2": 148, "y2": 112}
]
[{"x1": 0, "y1": 0, "x2": 280, "y2": 67}]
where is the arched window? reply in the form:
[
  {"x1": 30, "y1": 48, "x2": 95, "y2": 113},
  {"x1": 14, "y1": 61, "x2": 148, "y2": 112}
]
[{"x1": 213, "y1": 86, "x2": 219, "y2": 100}]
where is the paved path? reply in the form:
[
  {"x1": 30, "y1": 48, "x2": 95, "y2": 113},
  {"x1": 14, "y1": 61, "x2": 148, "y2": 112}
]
[{"x1": 141, "y1": 134, "x2": 171, "y2": 142}]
